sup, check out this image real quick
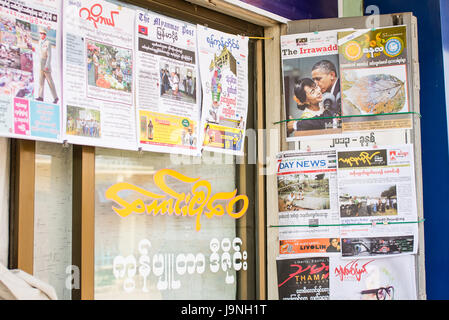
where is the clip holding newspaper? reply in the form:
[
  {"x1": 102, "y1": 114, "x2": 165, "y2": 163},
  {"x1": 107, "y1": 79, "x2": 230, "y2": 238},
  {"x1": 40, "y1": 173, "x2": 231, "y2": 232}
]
[
  {"x1": 0, "y1": 0, "x2": 62, "y2": 142},
  {"x1": 336, "y1": 144, "x2": 419, "y2": 259}
]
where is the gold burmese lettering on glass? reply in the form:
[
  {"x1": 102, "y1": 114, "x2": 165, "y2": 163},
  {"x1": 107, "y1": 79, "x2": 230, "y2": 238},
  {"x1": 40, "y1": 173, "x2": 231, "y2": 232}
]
[{"x1": 105, "y1": 169, "x2": 249, "y2": 231}]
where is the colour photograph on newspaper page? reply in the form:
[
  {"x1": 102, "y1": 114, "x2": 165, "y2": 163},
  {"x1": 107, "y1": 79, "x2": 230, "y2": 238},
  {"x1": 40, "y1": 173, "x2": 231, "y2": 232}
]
[
  {"x1": 329, "y1": 254, "x2": 417, "y2": 300},
  {"x1": 197, "y1": 25, "x2": 248, "y2": 155},
  {"x1": 276, "y1": 150, "x2": 341, "y2": 256},
  {"x1": 135, "y1": 10, "x2": 201, "y2": 156},
  {"x1": 338, "y1": 26, "x2": 412, "y2": 132},
  {"x1": 63, "y1": 0, "x2": 137, "y2": 150},
  {"x1": 0, "y1": 0, "x2": 62, "y2": 142},
  {"x1": 281, "y1": 30, "x2": 352, "y2": 141},
  {"x1": 277, "y1": 255, "x2": 330, "y2": 300},
  {"x1": 337, "y1": 144, "x2": 418, "y2": 259}
]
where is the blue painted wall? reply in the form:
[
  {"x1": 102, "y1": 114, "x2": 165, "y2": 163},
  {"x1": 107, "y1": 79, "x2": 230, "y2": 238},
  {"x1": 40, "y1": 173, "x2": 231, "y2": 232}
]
[
  {"x1": 239, "y1": 0, "x2": 338, "y2": 20},
  {"x1": 364, "y1": 0, "x2": 449, "y2": 299}
]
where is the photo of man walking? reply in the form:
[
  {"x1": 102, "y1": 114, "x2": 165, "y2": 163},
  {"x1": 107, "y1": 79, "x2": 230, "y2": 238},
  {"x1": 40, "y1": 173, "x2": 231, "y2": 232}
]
[{"x1": 36, "y1": 28, "x2": 58, "y2": 104}]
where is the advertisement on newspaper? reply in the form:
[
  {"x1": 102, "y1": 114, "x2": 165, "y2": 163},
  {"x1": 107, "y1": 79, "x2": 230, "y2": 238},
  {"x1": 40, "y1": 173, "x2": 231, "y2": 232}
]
[
  {"x1": 338, "y1": 26, "x2": 412, "y2": 132},
  {"x1": 329, "y1": 254, "x2": 417, "y2": 300},
  {"x1": 281, "y1": 30, "x2": 349, "y2": 141},
  {"x1": 62, "y1": 0, "x2": 137, "y2": 150},
  {"x1": 277, "y1": 254, "x2": 416, "y2": 300},
  {"x1": 337, "y1": 144, "x2": 418, "y2": 258},
  {"x1": 277, "y1": 256, "x2": 330, "y2": 300},
  {"x1": 135, "y1": 10, "x2": 201, "y2": 156},
  {"x1": 197, "y1": 25, "x2": 248, "y2": 155},
  {"x1": 276, "y1": 150, "x2": 340, "y2": 255},
  {"x1": 0, "y1": 0, "x2": 62, "y2": 142}
]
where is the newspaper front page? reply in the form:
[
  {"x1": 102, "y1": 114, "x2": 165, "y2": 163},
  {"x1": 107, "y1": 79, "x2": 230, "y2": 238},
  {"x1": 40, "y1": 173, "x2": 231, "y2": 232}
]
[
  {"x1": 0, "y1": 0, "x2": 62, "y2": 142},
  {"x1": 63, "y1": 0, "x2": 137, "y2": 150},
  {"x1": 337, "y1": 144, "x2": 418, "y2": 259},
  {"x1": 281, "y1": 30, "x2": 351, "y2": 141},
  {"x1": 276, "y1": 150, "x2": 340, "y2": 255},
  {"x1": 197, "y1": 25, "x2": 249, "y2": 155},
  {"x1": 135, "y1": 10, "x2": 201, "y2": 156},
  {"x1": 338, "y1": 26, "x2": 412, "y2": 132}
]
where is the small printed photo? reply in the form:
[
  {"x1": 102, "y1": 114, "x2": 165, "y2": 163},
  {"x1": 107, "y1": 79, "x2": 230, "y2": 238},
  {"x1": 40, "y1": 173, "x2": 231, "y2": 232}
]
[
  {"x1": 86, "y1": 40, "x2": 132, "y2": 93},
  {"x1": 339, "y1": 184, "x2": 398, "y2": 218},
  {"x1": 341, "y1": 236, "x2": 414, "y2": 257},
  {"x1": 0, "y1": 68, "x2": 34, "y2": 98},
  {"x1": 159, "y1": 62, "x2": 197, "y2": 104},
  {"x1": 278, "y1": 172, "x2": 330, "y2": 212},
  {"x1": 66, "y1": 105, "x2": 101, "y2": 138}
]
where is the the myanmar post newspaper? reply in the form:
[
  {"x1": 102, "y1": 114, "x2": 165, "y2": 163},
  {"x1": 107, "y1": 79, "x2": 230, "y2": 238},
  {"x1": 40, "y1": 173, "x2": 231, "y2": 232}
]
[{"x1": 135, "y1": 10, "x2": 201, "y2": 156}]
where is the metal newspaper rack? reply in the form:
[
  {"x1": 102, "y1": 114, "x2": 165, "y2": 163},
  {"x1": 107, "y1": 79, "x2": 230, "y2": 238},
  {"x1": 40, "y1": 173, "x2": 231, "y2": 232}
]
[{"x1": 267, "y1": 13, "x2": 425, "y2": 299}]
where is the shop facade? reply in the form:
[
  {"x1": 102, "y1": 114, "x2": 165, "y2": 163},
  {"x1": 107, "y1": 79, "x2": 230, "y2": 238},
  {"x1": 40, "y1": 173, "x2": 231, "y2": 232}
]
[{"x1": 2, "y1": 0, "x2": 445, "y2": 300}]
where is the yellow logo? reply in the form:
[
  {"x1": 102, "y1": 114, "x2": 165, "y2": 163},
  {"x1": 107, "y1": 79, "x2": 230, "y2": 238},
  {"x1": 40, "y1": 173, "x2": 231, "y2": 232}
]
[
  {"x1": 338, "y1": 151, "x2": 381, "y2": 167},
  {"x1": 105, "y1": 169, "x2": 249, "y2": 231},
  {"x1": 343, "y1": 41, "x2": 363, "y2": 61}
]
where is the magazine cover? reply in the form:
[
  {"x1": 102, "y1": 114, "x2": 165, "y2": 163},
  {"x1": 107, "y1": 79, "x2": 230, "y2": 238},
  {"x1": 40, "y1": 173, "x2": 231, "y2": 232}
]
[
  {"x1": 0, "y1": 0, "x2": 62, "y2": 142},
  {"x1": 277, "y1": 256, "x2": 330, "y2": 300},
  {"x1": 281, "y1": 30, "x2": 350, "y2": 140},
  {"x1": 338, "y1": 26, "x2": 412, "y2": 132},
  {"x1": 330, "y1": 255, "x2": 417, "y2": 300}
]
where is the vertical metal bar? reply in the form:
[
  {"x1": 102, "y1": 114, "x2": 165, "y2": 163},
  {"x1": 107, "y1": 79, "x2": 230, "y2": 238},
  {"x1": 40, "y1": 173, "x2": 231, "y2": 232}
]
[
  {"x1": 72, "y1": 145, "x2": 95, "y2": 300},
  {"x1": 9, "y1": 139, "x2": 35, "y2": 275}
]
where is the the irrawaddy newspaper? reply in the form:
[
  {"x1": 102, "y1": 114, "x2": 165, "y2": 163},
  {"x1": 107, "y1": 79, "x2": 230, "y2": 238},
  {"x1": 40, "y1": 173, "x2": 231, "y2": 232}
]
[
  {"x1": 197, "y1": 25, "x2": 249, "y2": 155},
  {"x1": 338, "y1": 26, "x2": 412, "y2": 132},
  {"x1": 135, "y1": 10, "x2": 201, "y2": 156},
  {"x1": 276, "y1": 150, "x2": 340, "y2": 255},
  {"x1": 0, "y1": 0, "x2": 62, "y2": 142},
  {"x1": 281, "y1": 30, "x2": 348, "y2": 140},
  {"x1": 337, "y1": 144, "x2": 418, "y2": 258},
  {"x1": 277, "y1": 256, "x2": 330, "y2": 300},
  {"x1": 62, "y1": 0, "x2": 137, "y2": 150},
  {"x1": 329, "y1": 255, "x2": 417, "y2": 300}
]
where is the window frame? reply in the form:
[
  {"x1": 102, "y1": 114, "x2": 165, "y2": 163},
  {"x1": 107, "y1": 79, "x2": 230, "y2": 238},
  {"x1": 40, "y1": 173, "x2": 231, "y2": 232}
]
[{"x1": 9, "y1": 0, "x2": 268, "y2": 300}]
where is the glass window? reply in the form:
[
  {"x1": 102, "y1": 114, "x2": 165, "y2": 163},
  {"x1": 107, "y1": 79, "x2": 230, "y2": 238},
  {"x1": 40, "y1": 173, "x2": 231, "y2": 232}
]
[
  {"x1": 34, "y1": 141, "x2": 72, "y2": 300},
  {"x1": 95, "y1": 148, "x2": 252, "y2": 300}
]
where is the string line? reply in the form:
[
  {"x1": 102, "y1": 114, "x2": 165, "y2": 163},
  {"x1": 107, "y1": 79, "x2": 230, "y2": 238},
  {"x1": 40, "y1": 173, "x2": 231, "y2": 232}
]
[
  {"x1": 269, "y1": 218, "x2": 425, "y2": 228},
  {"x1": 273, "y1": 111, "x2": 421, "y2": 125}
]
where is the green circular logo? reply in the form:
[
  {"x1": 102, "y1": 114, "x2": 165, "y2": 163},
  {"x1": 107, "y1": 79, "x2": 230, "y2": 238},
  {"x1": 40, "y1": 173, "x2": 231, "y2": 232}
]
[{"x1": 182, "y1": 119, "x2": 190, "y2": 127}]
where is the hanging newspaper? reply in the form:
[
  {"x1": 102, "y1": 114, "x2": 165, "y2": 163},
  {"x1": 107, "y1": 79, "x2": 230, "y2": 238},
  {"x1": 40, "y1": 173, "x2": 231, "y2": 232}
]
[
  {"x1": 337, "y1": 144, "x2": 418, "y2": 258},
  {"x1": 338, "y1": 26, "x2": 412, "y2": 132},
  {"x1": 0, "y1": 0, "x2": 62, "y2": 142},
  {"x1": 197, "y1": 25, "x2": 249, "y2": 155},
  {"x1": 276, "y1": 254, "x2": 417, "y2": 300},
  {"x1": 62, "y1": 0, "x2": 137, "y2": 150},
  {"x1": 135, "y1": 11, "x2": 201, "y2": 156},
  {"x1": 277, "y1": 256, "x2": 330, "y2": 300},
  {"x1": 329, "y1": 255, "x2": 417, "y2": 300},
  {"x1": 281, "y1": 30, "x2": 350, "y2": 141},
  {"x1": 276, "y1": 150, "x2": 340, "y2": 255}
]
